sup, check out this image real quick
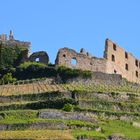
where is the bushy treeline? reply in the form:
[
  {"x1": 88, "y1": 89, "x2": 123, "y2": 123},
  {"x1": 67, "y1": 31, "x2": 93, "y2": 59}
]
[
  {"x1": 0, "y1": 62, "x2": 92, "y2": 84},
  {"x1": 15, "y1": 62, "x2": 57, "y2": 80},
  {"x1": 0, "y1": 46, "x2": 27, "y2": 68}
]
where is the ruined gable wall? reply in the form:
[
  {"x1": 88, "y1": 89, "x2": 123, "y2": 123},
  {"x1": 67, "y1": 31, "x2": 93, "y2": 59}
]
[
  {"x1": 105, "y1": 39, "x2": 140, "y2": 83},
  {"x1": 55, "y1": 40, "x2": 140, "y2": 84},
  {"x1": 29, "y1": 51, "x2": 49, "y2": 64},
  {"x1": 55, "y1": 47, "x2": 107, "y2": 73}
]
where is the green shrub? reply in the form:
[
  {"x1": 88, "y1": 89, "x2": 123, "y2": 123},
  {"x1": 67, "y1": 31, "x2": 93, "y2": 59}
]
[
  {"x1": 15, "y1": 62, "x2": 57, "y2": 80},
  {"x1": 63, "y1": 103, "x2": 73, "y2": 112},
  {"x1": 0, "y1": 73, "x2": 16, "y2": 84},
  {"x1": 57, "y1": 66, "x2": 79, "y2": 82},
  {"x1": 82, "y1": 70, "x2": 92, "y2": 78},
  {"x1": 19, "y1": 62, "x2": 47, "y2": 69},
  {"x1": 57, "y1": 66, "x2": 92, "y2": 82}
]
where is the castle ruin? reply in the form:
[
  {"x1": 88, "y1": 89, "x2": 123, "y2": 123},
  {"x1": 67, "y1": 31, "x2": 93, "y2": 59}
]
[
  {"x1": 0, "y1": 30, "x2": 31, "y2": 48},
  {"x1": 29, "y1": 51, "x2": 49, "y2": 64},
  {"x1": 0, "y1": 31, "x2": 31, "y2": 61},
  {"x1": 0, "y1": 31, "x2": 49, "y2": 64},
  {"x1": 0, "y1": 31, "x2": 140, "y2": 84},
  {"x1": 55, "y1": 39, "x2": 140, "y2": 84}
]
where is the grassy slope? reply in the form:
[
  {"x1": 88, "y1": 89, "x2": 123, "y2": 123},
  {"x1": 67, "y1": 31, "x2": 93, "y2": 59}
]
[{"x1": 0, "y1": 110, "x2": 140, "y2": 139}]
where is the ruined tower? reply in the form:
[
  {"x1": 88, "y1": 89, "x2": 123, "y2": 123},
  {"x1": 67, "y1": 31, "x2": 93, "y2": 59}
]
[
  {"x1": 9, "y1": 30, "x2": 14, "y2": 41},
  {"x1": 0, "y1": 31, "x2": 31, "y2": 67}
]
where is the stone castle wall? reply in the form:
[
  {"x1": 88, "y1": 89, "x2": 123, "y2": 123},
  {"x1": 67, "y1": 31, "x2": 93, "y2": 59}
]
[
  {"x1": 1, "y1": 31, "x2": 140, "y2": 84},
  {"x1": 55, "y1": 39, "x2": 140, "y2": 84},
  {"x1": 0, "y1": 40, "x2": 30, "y2": 48},
  {"x1": 0, "y1": 31, "x2": 30, "y2": 49},
  {"x1": 29, "y1": 51, "x2": 49, "y2": 64},
  {"x1": 55, "y1": 48, "x2": 107, "y2": 73},
  {"x1": 66, "y1": 72, "x2": 123, "y2": 85},
  {"x1": 0, "y1": 31, "x2": 31, "y2": 64},
  {"x1": 0, "y1": 31, "x2": 50, "y2": 65},
  {"x1": 105, "y1": 39, "x2": 140, "y2": 84}
]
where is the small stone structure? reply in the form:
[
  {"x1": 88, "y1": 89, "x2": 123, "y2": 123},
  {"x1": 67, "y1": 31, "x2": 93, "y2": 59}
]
[
  {"x1": 0, "y1": 31, "x2": 50, "y2": 65},
  {"x1": 0, "y1": 30, "x2": 31, "y2": 48},
  {"x1": 55, "y1": 39, "x2": 140, "y2": 84},
  {"x1": 29, "y1": 51, "x2": 49, "y2": 64},
  {"x1": 0, "y1": 31, "x2": 31, "y2": 61}
]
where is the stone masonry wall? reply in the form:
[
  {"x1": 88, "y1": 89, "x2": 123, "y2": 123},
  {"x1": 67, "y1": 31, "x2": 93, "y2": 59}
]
[
  {"x1": 55, "y1": 39, "x2": 140, "y2": 84},
  {"x1": 66, "y1": 72, "x2": 123, "y2": 85},
  {"x1": 105, "y1": 39, "x2": 140, "y2": 84},
  {"x1": 55, "y1": 48, "x2": 107, "y2": 73},
  {"x1": 29, "y1": 51, "x2": 49, "y2": 64}
]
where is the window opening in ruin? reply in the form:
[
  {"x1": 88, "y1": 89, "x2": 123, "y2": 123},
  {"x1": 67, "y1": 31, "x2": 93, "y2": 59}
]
[
  {"x1": 136, "y1": 71, "x2": 138, "y2": 78},
  {"x1": 125, "y1": 64, "x2": 128, "y2": 71},
  {"x1": 35, "y1": 58, "x2": 40, "y2": 62},
  {"x1": 114, "y1": 70, "x2": 117, "y2": 74},
  {"x1": 125, "y1": 52, "x2": 128, "y2": 59},
  {"x1": 113, "y1": 44, "x2": 116, "y2": 51},
  {"x1": 112, "y1": 55, "x2": 115, "y2": 62},
  {"x1": 63, "y1": 54, "x2": 66, "y2": 57},
  {"x1": 135, "y1": 59, "x2": 138, "y2": 67},
  {"x1": 71, "y1": 58, "x2": 77, "y2": 66},
  {"x1": 139, "y1": 62, "x2": 140, "y2": 68}
]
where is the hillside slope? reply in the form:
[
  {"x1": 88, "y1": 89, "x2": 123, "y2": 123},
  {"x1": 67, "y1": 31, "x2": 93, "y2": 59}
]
[{"x1": 0, "y1": 80, "x2": 140, "y2": 140}]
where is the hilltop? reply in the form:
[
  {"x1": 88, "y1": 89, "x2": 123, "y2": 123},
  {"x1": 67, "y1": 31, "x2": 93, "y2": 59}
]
[{"x1": 0, "y1": 32, "x2": 140, "y2": 140}]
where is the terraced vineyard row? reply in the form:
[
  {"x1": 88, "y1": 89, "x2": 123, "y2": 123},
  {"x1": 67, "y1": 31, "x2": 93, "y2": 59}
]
[
  {"x1": 1, "y1": 80, "x2": 140, "y2": 96},
  {"x1": 0, "y1": 82, "x2": 67, "y2": 96}
]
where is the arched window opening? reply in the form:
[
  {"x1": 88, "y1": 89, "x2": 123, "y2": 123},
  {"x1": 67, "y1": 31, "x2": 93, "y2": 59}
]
[
  {"x1": 35, "y1": 58, "x2": 40, "y2": 62},
  {"x1": 71, "y1": 58, "x2": 77, "y2": 66}
]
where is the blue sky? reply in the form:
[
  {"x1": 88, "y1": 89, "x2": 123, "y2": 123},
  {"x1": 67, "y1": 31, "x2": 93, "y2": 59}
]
[{"x1": 0, "y1": 0, "x2": 140, "y2": 63}]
